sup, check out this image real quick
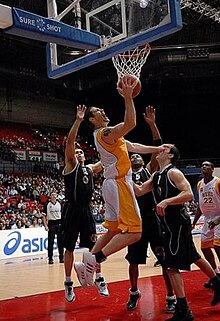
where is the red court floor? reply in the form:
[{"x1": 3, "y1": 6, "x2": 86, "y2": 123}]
[{"x1": 1, "y1": 270, "x2": 220, "y2": 321}]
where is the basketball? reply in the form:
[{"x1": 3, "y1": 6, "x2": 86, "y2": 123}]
[{"x1": 117, "y1": 75, "x2": 142, "y2": 98}]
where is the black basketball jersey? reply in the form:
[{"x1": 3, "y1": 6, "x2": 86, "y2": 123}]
[
  {"x1": 132, "y1": 167, "x2": 156, "y2": 217},
  {"x1": 153, "y1": 164, "x2": 183, "y2": 217},
  {"x1": 63, "y1": 163, "x2": 94, "y2": 205}
]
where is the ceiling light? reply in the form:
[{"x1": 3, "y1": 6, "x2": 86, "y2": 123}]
[{"x1": 140, "y1": 0, "x2": 149, "y2": 9}]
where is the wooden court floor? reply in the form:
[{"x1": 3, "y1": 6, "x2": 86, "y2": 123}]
[{"x1": 1, "y1": 235, "x2": 220, "y2": 321}]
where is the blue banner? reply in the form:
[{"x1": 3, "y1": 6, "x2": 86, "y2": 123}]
[{"x1": 5, "y1": 7, "x2": 101, "y2": 50}]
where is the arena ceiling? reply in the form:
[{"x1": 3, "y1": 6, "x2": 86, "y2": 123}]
[
  {"x1": 0, "y1": 0, "x2": 220, "y2": 97},
  {"x1": 0, "y1": 1, "x2": 220, "y2": 162}
]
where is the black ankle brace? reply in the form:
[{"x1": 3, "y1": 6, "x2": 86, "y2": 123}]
[{"x1": 95, "y1": 251, "x2": 107, "y2": 263}]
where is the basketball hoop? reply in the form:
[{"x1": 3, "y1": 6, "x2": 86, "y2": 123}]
[{"x1": 112, "y1": 43, "x2": 151, "y2": 80}]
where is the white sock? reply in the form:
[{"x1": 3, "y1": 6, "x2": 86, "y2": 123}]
[
  {"x1": 166, "y1": 295, "x2": 176, "y2": 300},
  {"x1": 96, "y1": 272, "x2": 102, "y2": 279},
  {"x1": 66, "y1": 276, "x2": 72, "y2": 283},
  {"x1": 129, "y1": 288, "x2": 141, "y2": 295}
]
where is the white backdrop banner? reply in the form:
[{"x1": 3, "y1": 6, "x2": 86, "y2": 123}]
[
  {"x1": 43, "y1": 152, "x2": 58, "y2": 162},
  {"x1": 0, "y1": 225, "x2": 107, "y2": 260},
  {"x1": 0, "y1": 228, "x2": 52, "y2": 260},
  {"x1": 13, "y1": 149, "x2": 26, "y2": 161}
]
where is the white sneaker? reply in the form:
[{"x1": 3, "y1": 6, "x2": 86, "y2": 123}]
[
  {"x1": 74, "y1": 262, "x2": 88, "y2": 288},
  {"x1": 83, "y1": 251, "x2": 97, "y2": 285},
  {"x1": 94, "y1": 277, "x2": 109, "y2": 297},
  {"x1": 64, "y1": 281, "x2": 75, "y2": 302}
]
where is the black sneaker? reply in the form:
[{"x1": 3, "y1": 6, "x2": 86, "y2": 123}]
[
  {"x1": 165, "y1": 296, "x2": 176, "y2": 313},
  {"x1": 59, "y1": 258, "x2": 64, "y2": 263},
  {"x1": 48, "y1": 258, "x2": 54, "y2": 264},
  {"x1": 166, "y1": 309, "x2": 194, "y2": 321},
  {"x1": 211, "y1": 283, "x2": 220, "y2": 306},
  {"x1": 204, "y1": 279, "x2": 213, "y2": 289},
  {"x1": 126, "y1": 289, "x2": 141, "y2": 311},
  {"x1": 154, "y1": 260, "x2": 161, "y2": 267}
]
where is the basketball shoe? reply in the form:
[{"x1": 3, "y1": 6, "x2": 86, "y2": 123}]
[
  {"x1": 64, "y1": 281, "x2": 75, "y2": 302},
  {"x1": 204, "y1": 278, "x2": 213, "y2": 289},
  {"x1": 166, "y1": 308, "x2": 194, "y2": 321},
  {"x1": 211, "y1": 282, "x2": 220, "y2": 306},
  {"x1": 74, "y1": 262, "x2": 88, "y2": 288},
  {"x1": 83, "y1": 251, "x2": 97, "y2": 285},
  {"x1": 206, "y1": 273, "x2": 220, "y2": 290},
  {"x1": 165, "y1": 295, "x2": 176, "y2": 313},
  {"x1": 154, "y1": 260, "x2": 161, "y2": 267},
  {"x1": 94, "y1": 276, "x2": 109, "y2": 297},
  {"x1": 126, "y1": 289, "x2": 141, "y2": 311}
]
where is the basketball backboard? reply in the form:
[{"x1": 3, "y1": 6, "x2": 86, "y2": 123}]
[
  {"x1": 0, "y1": 1, "x2": 182, "y2": 79},
  {"x1": 47, "y1": 0, "x2": 182, "y2": 79}
]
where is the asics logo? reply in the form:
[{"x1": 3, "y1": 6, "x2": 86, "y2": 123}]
[
  {"x1": 4, "y1": 231, "x2": 21, "y2": 255},
  {"x1": 3, "y1": 231, "x2": 57, "y2": 256}
]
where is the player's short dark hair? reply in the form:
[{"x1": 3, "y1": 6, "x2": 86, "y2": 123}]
[
  {"x1": 201, "y1": 161, "x2": 214, "y2": 169},
  {"x1": 84, "y1": 107, "x2": 95, "y2": 130},
  {"x1": 169, "y1": 145, "x2": 180, "y2": 164}
]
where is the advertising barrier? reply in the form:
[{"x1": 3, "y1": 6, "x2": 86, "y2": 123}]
[
  {"x1": 0, "y1": 224, "x2": 108, "y2": 260},
  {"x1": 0, "y1": 228, "x2": 51, "y2": 260},
  {"x1": 1, "y1": 218, "x2": 202, "y2": 261}
]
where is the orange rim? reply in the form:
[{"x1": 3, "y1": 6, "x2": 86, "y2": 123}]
[{"x1": 116, "y1": 43, "x2": 151, "y2": 58}]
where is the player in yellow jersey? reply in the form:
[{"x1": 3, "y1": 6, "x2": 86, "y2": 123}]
[{"x1": 74, "y1": 76, "x2": 166, "y2": 289}]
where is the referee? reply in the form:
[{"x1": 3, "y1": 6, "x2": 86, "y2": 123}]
[{"x1": 43, "y1": 191, "x2": 64, "y2": 264}]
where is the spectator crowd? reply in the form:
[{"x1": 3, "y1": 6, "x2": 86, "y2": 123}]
[{"x1": 0, "y1": 172, "x2": 105, "y2": 230}]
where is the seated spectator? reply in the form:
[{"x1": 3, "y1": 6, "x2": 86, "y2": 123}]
[
  {"x1": 0, "y1": 219, "x2": 6, "y2": 230},
  {"x1": 37, "y1": 218, "x2": 44, "y2": 227},
  {"x1": 4, "y1": 219, "x2": 11, "y2": 230},
  {"x1": 33, "y1": 208, "x2": 43, "y2": 219},
  {"x1": 9, "y1": 185, "x2": 19, "y2": 196},
  {"x1": 21, "y1": 217, "x2": 30, "y2": 228},
  {"x1": 30, "y1": 217, "x2": 39, "y2": 228},
  {"x1": 16, "y1": 220, "x2": 26, "y2": 229},
  {"x1": 2, "y1": 203, "x2": 15, "y2": 216},
  {"x1": 11, "y1": 219, "x2": 18, "y2": 229},
  {"x1": 57, "y1": 189, "x2": 65, "y2": 204}
]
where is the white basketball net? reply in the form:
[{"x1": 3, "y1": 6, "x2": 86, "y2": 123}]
[{"x1": 112, "y1": 43, "x2": 151, "y2": 79}]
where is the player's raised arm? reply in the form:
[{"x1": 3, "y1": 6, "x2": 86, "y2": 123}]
[{"x1": 64, "y1": 105, "x2": 86, "y2": 174}]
